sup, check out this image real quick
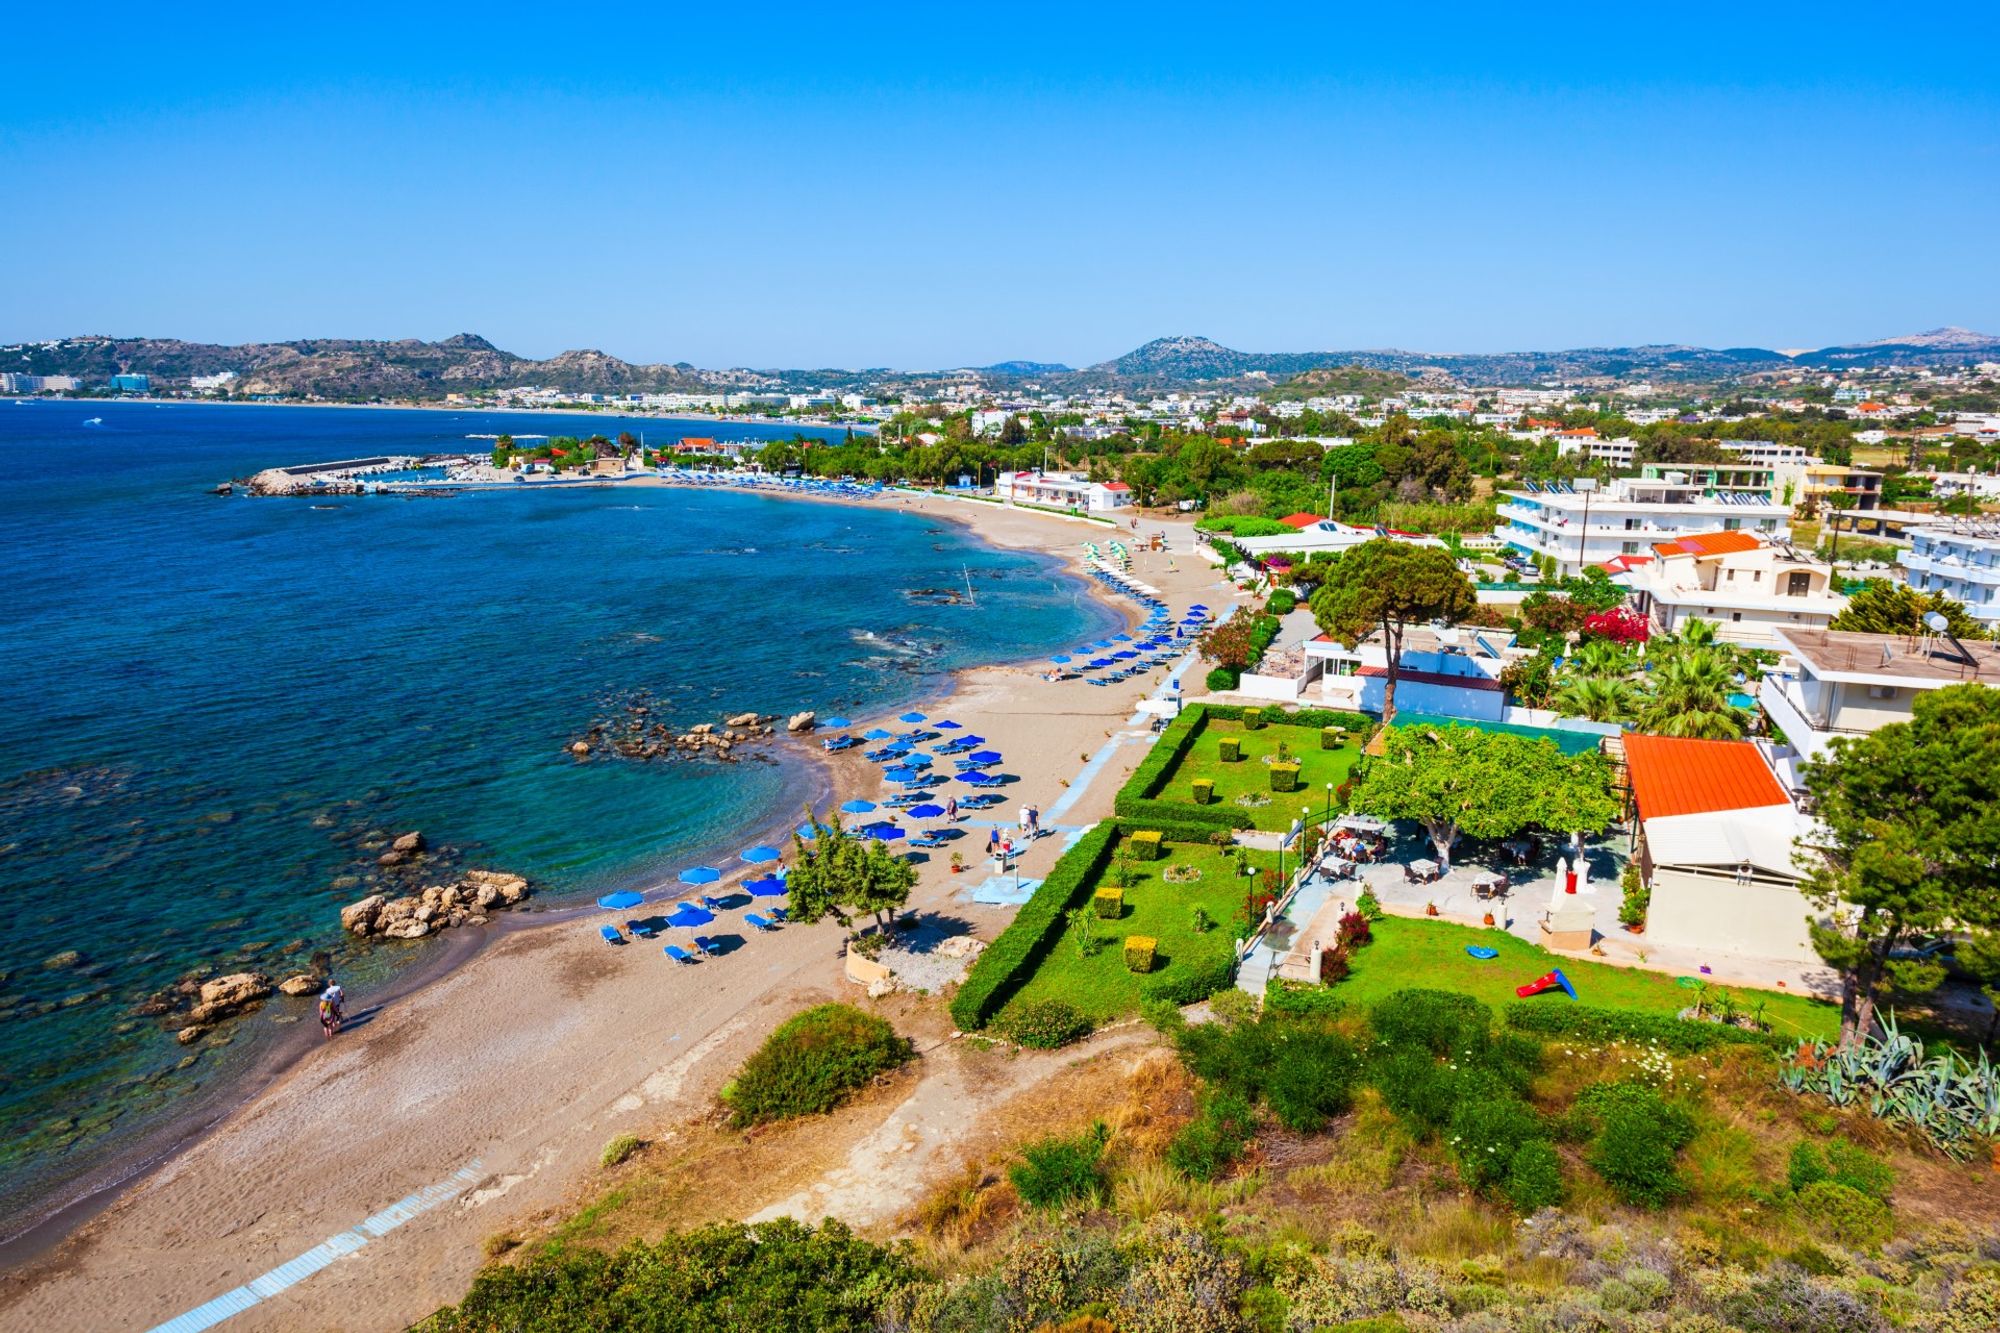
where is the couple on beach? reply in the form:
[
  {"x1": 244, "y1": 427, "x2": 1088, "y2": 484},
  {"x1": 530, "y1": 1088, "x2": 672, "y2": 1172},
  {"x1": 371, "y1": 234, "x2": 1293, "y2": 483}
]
[{"x1": 318, "y1": 981, "x2": 345, "y2": 1039}]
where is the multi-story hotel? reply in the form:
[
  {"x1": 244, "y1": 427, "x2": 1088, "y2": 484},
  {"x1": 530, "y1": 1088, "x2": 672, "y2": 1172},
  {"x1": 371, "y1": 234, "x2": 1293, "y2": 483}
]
[{"x1": 1494, "y1": 473, "x2": 1789, "y2": 577}]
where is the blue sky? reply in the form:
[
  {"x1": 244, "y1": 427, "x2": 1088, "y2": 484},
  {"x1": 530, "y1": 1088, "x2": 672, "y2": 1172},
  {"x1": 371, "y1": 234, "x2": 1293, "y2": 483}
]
[{"x1": 3, "y1": 3, "x2": 1995, "y2": 367}]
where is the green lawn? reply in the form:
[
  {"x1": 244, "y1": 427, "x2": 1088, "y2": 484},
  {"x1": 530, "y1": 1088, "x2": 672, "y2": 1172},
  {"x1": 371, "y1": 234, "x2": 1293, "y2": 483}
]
[
  {"x1": 1156, "y1": 720, "x2": 1360, "y2": 832},
  {"x1": 1336, "y1": 917, "x2": 1842, "y2": 1043},
  {"x1": 1003, "y1": 843, "x2": 1279, "y2": 1024}
]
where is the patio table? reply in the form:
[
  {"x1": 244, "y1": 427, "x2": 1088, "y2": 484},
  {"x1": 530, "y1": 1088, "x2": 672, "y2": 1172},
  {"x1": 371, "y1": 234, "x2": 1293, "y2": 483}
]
[
  {"x1": 1408, "y1": 857, "x2": 1440, "y2": 882},
  {"x1": 1320, "y1": 856, "x2": 1354, "y2": 880}
]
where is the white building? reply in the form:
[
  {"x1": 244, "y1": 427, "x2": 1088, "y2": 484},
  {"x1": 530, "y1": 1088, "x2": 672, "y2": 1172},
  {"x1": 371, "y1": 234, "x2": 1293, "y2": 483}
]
[
  {"x1": 1759, "y1": 626, "x2": 2000, "y2": 782},
  {"x1": 1901, "y1": 523, "x2": 2000, "y2": 623},
  {"x1": 1624, "y1": 532, "x2": 1845, "y2": 647},
  {"x1": 1495, "y1": 475, "x2": 1789, "y2": 577},
  {"x1": 993, "y1": 470, "x2": 1133, "y2": 513}
]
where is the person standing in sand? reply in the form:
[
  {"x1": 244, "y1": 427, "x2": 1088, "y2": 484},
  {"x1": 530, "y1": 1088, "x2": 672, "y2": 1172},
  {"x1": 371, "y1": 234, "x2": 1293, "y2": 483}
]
[{"x1": 945, "y1": 795, "x2": 958, "y2": 823}]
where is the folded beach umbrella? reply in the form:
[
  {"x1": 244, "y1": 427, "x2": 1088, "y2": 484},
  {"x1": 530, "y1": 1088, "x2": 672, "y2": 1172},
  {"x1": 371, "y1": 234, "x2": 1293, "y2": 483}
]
[
  {"x1": 739, "y1": 845, "x2": 781, "y2": 864},
  {"x1": 665, "y1": 902, "x2": 715, "y2": 928},
  {"x1": 907, "y1": 803, "x2": 945, "y2": 819},
  {"x1": 968, "y1": 750, "x2": 1003, "y2": 765},
  {"x1": 863, "y1": 728, "x2": 894, "y2": 740},
  {"x1": 677, "y1": 865, "x2": 722, "y2": 885},
  {"x1": 821, "y1": 716, "x2": 851, "y2": 728},
  {"x1": 840, "y1": 798, "x2": 878, "y2": 814},
  {"x1": 597, "y1": 890, "x2": 645, "y2": 911},
  {"x1": 745, "y1": 877, "x2": 788, "y2": 897},
  {"x1": 898, "y1": 711, "x2": 927, "y2": 723}
]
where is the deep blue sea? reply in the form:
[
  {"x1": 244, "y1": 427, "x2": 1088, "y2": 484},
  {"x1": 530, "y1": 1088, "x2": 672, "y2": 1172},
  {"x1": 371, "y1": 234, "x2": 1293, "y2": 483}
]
[{"x1": 0, "y1": 399, "x2": 1115, "y2": 1231}]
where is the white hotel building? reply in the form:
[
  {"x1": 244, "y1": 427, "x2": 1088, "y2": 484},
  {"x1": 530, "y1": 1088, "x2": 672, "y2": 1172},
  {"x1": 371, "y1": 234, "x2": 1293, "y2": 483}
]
[
  {"x1": 1899, "y1": 523, "x2": 2000, "y2": 625},
  {"x1": 1495, "y1": 474, "x2": 1789, "y2": 577}
]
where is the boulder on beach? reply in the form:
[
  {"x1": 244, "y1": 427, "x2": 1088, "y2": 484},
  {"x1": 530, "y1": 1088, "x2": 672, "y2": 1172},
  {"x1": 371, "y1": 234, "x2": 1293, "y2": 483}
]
[
  {"x1": 570, "y1": 740, "x2": 591, "y2": 756},
  {"x1": 176, "y1": 1024, "x2": 210, "y2": 1045},
  {"x1": 726, "y1": 712, "x2": 760, "y2": 729},
  {"x1": 462, "y1": 870, "x2": 529, "y2": 905},
  {"x1": 187, "y1": 972, "x2": 273, "y2": 1023},
  {"x1": 340, "y1": 894, "x2": 387, "y2": 935},
  {"x1": 278, "y1": 973, "x2": 323, "y2": 997},
  {"x1": 787, "y1": 711, "x2": 816, "y2": 733},
  {"x1": 392, "y1": 831, "x2": 425, "y2": 853}
]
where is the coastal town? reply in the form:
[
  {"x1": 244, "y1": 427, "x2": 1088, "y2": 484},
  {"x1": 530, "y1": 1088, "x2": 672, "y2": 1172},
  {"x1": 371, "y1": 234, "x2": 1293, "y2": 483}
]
[{"x1": 9, "y1": 8, "x2": 2000, "y2": 1329}]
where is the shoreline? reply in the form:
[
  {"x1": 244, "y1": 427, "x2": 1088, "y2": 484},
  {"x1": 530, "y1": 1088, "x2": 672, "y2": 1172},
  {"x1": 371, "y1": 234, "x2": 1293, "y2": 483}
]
[
  {"x1": 31, "y1": 394, "x2": 879, "y2": 433},
  {"x1": 0, "y1": 486, "x2": 1143, "y2": 1275}
]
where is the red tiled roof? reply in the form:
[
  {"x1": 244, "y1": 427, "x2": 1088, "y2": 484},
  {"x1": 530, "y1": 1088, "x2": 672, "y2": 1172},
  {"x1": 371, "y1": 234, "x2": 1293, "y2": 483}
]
[
  {"x1": 1595, "y1": 554, "x2": 1656, "y2": 573},
  {"x1": 1651, "y1": 531, "x2": 1763, "y2": 558},
  {"x1": 1623, "y1": 733, "x2": 1789, "y2": 819},
  {"x1": 1101, "y1": 482, "x2": 1132, "y2": 491},
  {"x1": 1279, "y1": 511, "x2": 1325, "y2": 529}
]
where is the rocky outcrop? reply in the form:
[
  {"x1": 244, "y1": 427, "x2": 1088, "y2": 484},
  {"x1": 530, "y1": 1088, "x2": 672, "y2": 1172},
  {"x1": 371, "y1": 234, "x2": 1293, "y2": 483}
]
[
  {"x1": 278, "y1": 973, "x2": 324, "y2": 997},
  {"x1": 187, "y1": 972, "x2": 273, "y2": 1024},
  {"x1": 342, "y1": 870, "x2": 529, "y2": 941},
  {"x1": 787, "y1": 711, "x2": 816, "y2": 733},
  {"x1": 568, "y1": 704, "x2": 782, "y2": 764},
  {"x1": 392, "y1": 831, "x2": 424, "y2": 853}
]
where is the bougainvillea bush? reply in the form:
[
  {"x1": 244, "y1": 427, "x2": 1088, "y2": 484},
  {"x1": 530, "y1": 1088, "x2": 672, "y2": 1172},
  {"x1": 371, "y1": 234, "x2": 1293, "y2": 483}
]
[{"x1": 1583, "y1": 607, "x2": 1651, "y2": 643}]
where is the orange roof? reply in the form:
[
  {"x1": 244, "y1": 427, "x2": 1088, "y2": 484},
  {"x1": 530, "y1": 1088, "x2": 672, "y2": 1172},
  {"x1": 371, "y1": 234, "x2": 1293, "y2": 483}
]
[
  {"x1": 1279, "y1": 511, "x2": 1326, "y2": 529},
  {"x1": 1650, "y1": 531, "x2": 1762, "y2": 559},
  {"x1": 1623, "y1": 734, "x2": 1788, "y2": 819}
]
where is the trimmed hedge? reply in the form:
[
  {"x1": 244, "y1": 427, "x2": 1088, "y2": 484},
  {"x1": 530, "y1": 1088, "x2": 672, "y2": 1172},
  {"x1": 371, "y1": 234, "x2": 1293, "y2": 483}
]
[
  {"x1": 1503, "y1": 1000, "x2": 1795, "y2": 1054},
  {"x1": 1114, "y1": 706, "x2": 1251, "y2": 835},
  {"x1": 1125, "y1": 936, "x2": 1158, "y2": 973},
  {"x1": 1140, "y1": 950, "x2": 1238, "y2": 1006},
  {"x1": 1264, "y1": 977, "x2": 1348, "y2": 1018},
  {"x1": 1112, "y1": 815, "x2": 1245, "y2": 846},
  {"x1": 949, "y1": 824, "x2": 1119, "y2": 1031}
]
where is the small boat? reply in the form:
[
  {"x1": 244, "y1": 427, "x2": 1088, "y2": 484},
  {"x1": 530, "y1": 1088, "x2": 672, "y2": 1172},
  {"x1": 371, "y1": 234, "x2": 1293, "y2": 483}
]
[
  {"x1": 82, "y1": 417, "x2": 103, "y2": 426},
  {"x1": 310, "y1": 504, "x2": 340, "y2": 511}
]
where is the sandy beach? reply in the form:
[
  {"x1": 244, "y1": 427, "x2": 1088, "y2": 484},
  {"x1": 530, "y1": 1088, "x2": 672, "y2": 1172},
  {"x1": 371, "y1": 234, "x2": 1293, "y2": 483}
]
[{"x1": 0, "y1": 494, "x2": 1230, "y2": 1332}]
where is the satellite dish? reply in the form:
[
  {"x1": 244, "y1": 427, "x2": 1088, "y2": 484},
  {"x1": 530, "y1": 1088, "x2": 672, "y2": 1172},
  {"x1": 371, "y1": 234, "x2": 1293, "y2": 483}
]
[{"x1": 1925, "y1": 612, "x2": 1950, "y2": 632}]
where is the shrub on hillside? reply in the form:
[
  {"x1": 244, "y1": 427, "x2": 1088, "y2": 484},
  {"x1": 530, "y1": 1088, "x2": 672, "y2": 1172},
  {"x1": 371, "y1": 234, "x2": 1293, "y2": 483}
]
[
  {"x1": 415, "y1": 1218, "x2": 920, "y2": 1333},
  {"x1": 1370, "y1": 989, "x2": 1492, "y2": 1058},
  {"x1": 1796, "y1": 1179, "x2": 1893, "y2": 1249},
  {"x1": 1578, "y1": 1083, "x2": 1695, "y2": 1208},
  {"x1": 1448, "y1": 1096, "x2": 1547, "y2": 1196},
  {"x1": 724, "y1": 1004, "x2": 912, "y2": 1127},
  {"x1": 1503, "y1": 1139, "x2": 1565, "y2": 1214},
  {"x1": 1167, "y1": 1088, "x2": 1256, "y2": 1181},
  {"x1": 1788, "y1": 1141, "x2": 1895, "y2": 1202},
  {"x1": 1206, "y1": 666, "x2": 1240, "y2": 692},
  {"x1": 1009, "y1": 1122, "x2": 1110, "y2": 1210},
  {"x1": 1000, "y1": 998, "x2": 1096, "y2": 1050},
  {"x1": 1262, "y1": 1027, "x2": 1362, "y2": 1132}
]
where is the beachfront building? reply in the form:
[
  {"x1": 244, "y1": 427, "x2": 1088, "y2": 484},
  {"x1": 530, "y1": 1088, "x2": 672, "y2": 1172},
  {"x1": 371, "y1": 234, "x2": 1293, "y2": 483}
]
[
  {"x1": 1494, "y1": 475, "x2": 1790, "y2": 578},
  {"x1": 1227, "y1": 518, "x2": 1447, "y2": 563},
  {"x1": 1759, "y1": 626, "x2": 2000, "y2": 777},
  {"x1": 993, "y1": 469, "x2": 1134, "y2": 513},
  {"x1": 1899, "y1": 522, "x2": 2000, "y2": 624},
  {"x1": 1624, "y1": 532, "x2": 1845, "y2": 647},
  {"x1": 1622, "y1": 733, "x2": 1816, "y2": 964},
  {"x1": 1304, "y1": 626, "x2": 1510, "y2": 722}
]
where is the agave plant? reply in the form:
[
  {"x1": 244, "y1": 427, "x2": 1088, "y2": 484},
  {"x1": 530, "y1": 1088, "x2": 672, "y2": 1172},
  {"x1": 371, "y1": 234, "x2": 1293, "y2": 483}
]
[{"x1": 1781, "y1": 1012, "x2": 2000, "y2": 1157}]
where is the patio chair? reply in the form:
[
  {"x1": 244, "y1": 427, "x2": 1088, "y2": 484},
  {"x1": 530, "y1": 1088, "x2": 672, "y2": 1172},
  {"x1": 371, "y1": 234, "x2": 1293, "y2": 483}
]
[
  {"x1": 701, "y1": 895, "x2": 725, "y2": 912},
  {"x1": 627, "y1": 920, "x2": 657, "y2": 939},
  {"x1": 745, "y1": 912, "x2": 778, "y2": 931},
  {"x1": 770, "y1": 906, "x2": 788, "y2": 922},
  {"x1": 693, "y1": 935, "x2": 724, "y2": 956},
  {"x1": 599, "y1": 925, "x2": 624, "y2": 945},
  {"x1": 664, "y1": 944, "x2": 698, "y2": 964}
]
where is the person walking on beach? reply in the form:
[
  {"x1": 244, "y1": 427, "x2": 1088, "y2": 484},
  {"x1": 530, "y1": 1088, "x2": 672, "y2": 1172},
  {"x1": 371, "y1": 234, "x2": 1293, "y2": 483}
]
[
  {"x1": 987, "y1": 827, "x2": 1001, "y2": 859},
  {"x1": 1028, "y1": 805, "x2": 1042, "y2": 838},
  {"x1": 945, "y1": 795, "x2": 958, "y2": 823},
  {"x1": 1017, "y1": 803, "x2": 1031, "y2": 838}
]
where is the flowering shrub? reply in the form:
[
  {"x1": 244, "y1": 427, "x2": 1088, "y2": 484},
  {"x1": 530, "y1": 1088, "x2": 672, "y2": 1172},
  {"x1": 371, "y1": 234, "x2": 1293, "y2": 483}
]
[
  {"x1": 1583, "y1": 606, "x2": 1651, "y2": 643},
  {"x1": 1336, "y1": 911, "x2": 1372, "y2": 948}
]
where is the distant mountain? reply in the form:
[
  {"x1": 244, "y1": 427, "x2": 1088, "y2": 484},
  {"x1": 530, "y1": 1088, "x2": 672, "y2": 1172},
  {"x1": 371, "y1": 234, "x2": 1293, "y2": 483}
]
[
  {"x1": 976, "y1": 360, "x2": 1073, "y2": 376},
  {"x1": 1797, "y1": 327, "x2": 2000, "y2": 368},
  {"x1": 7, "y1": 334, "x2": 715, "y2": 400}
]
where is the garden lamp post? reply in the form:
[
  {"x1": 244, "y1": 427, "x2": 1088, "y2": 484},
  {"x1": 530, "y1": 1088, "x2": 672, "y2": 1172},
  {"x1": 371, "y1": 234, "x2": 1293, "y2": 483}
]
[{"x1": 1324, "y1": 780, "x2": 1335, "y2": 830}]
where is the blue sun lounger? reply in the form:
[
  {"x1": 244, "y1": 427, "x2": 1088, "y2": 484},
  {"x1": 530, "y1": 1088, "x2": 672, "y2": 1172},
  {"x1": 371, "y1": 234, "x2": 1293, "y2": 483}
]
[
  {"x1": 664, "y1": 944, "x2": 697, "y2": 964},
  {"x1": 627, "y1": 920, "x2": 656, "y2": 939},
  {"x1": 600, "y1": 925, "x2": 623, "y2": 944},
  {"x1": 745, "y1": 912, "x2": 778, "y2": 931},
  {"x1": 770, "y1": 906, "x2": 788, "y2": 923},
  {"x1": 693, "y1": 935, "x2": 724, "y2": 956}
]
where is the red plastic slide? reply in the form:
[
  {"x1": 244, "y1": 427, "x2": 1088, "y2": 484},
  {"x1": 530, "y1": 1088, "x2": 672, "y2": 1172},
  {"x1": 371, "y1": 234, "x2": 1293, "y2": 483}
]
[{"x1": 1514, "y1": 968, "x2": 1578, "y2": 1001}]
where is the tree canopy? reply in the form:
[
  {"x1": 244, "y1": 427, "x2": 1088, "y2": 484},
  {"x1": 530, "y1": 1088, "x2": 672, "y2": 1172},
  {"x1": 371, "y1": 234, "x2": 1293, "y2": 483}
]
[
  {"x1": 1797, "y1": 683, "x2": 2000, "y2": 1047},
  {"x1": 1828, "y1": 578, "x2": 1990, "y2": 641},
  {"x1": 787, "y1": 811, "x2": 917, "y2": 934},
  {"x1": 1350, "y1": 723, "x2": 1618, "y2": 868},
  {"x1": 1309, "y1": 540, "x2": 1476, "y2": 724}
]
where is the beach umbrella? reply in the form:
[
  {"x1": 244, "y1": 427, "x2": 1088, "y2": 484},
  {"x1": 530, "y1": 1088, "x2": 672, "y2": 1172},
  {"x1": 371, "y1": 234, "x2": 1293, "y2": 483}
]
[
  {"x1": 739, "y1": 845, "x2": 781, "y2": 864},
  {"x1": 908, "y1": 803, "x2": 945, "y2": 819},
  {"x1": 884, "y1": 767, "x2": 923, "y2": 783},
  {"x1": 934, "y1": 719, "x2": 962, "y2": 729},
  {"x1": 1049, "y1": 654, "x2": 1072, "y2": 664},
  {"x1": 665, "y1": 902, "x2": 715, "y2": 928},
  {"x1": 1115, "y1": 650, "x2": 1139, "y2": 660},
  {"x1": 968, "y1": 750, "x2": 1003, "y2": 765},
  {"x1": 863, "y1": 727, "x2": 893, "y2": 740},
  {"x1": 821, "y1": 716, "x2": 851, "y2": 728},
  {"x1": 795, "y1": 822, "x2": 819, "y2": 838},
  {"x1": 898, "y1": 711, "x2": 927, "y2": 723},
  {"x1": 1189, "y1": 603, "x2": 1208, "y2": 610},
  {"x1": 956, "y1": 770, "x2": 993, "y2": 783},
  {"x1": 745, "y1": 877, "x2": 787, "y2": 898},
  {"x1": 678, "y1": 865, "x2": 722, "y2": 885},
  {"x1": 959, "y1": 735, "x2": 986, "y2": 745},
  {"x1": 1112, "y1": 633, "x2": 1133, "y2": 642},
  {"x1": 840, "y1": 798, "x2": 878, "y2": 814},
  {"x1": 596, "y1": 890, "x2": 644, "y2": 911},
  {"x1": 864, "y1": 824, "x2": 906, "y2": 842}
]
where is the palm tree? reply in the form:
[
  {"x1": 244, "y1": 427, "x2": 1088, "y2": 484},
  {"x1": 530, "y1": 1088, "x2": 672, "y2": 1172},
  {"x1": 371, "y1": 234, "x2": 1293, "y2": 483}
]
[
  {"x1": 1634, "y1": 649, "x2": 1749, "y2": 739},
  {"x1": 1554, "y1": 674, "x2": 1638, "y2": 723},
  {"x1": 1568, "y1": 639, "x2": 1635, "y2": 679}
]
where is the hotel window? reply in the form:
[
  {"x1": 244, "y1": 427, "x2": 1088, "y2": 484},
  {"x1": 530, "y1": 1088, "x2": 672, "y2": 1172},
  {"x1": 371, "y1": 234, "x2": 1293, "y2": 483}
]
[{"x1": 1867, "y1": 685, "x2": 1898, "y2": 700}]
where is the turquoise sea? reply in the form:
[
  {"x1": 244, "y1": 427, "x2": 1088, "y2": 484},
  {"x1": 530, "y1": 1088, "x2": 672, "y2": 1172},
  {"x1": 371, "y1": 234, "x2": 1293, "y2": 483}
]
[{"x1": 0, "y1": 400, "x2": 1116, "y2": 1236}]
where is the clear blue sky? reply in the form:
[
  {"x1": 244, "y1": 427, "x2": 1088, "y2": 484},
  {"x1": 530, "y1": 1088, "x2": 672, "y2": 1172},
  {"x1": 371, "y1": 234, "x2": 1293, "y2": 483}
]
[{"x1": 3, "y1": 3, "x2": 1995, "y2": 368}]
